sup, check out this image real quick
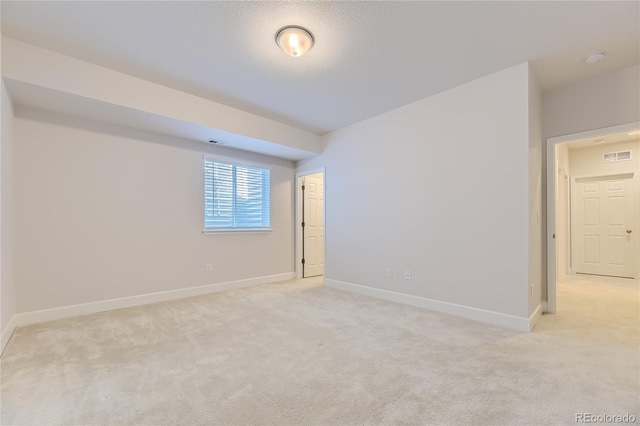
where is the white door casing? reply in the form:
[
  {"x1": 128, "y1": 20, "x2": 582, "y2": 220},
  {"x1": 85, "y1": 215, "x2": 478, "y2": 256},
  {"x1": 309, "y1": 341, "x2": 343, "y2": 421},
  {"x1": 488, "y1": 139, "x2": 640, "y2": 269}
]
[
  {"x1": 547, "y1": 122, "x2": 640, "y2": 314},
  {"x1": 303, "y1": 174, "x2": 324, "y2": 277},
  {"x1": 557, "y1": 168, "x2": 570, "y2": 283},
  {"x1": 571, "y1": 173, "x2": 637, "y2": 279}
]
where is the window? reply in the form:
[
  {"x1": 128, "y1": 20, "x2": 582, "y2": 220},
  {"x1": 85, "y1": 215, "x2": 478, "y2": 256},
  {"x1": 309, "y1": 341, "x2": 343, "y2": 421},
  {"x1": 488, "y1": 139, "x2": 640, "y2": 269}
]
[{"x1": 204, "y1": 159, "x2": 271, "y2": 231}]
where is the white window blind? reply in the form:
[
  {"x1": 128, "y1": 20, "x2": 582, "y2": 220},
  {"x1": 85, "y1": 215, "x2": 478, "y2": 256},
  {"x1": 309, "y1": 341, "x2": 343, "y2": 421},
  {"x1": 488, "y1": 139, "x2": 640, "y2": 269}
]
[{"x1": 204, "y1": 159, "x2": 271, "y2": 230}]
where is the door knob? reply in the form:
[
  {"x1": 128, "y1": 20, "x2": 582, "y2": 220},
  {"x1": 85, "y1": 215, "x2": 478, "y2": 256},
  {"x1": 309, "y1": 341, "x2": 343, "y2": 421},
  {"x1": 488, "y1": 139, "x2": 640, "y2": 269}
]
[{"x1": 627, "y1": 230, "x2": 632, "y2": 234}]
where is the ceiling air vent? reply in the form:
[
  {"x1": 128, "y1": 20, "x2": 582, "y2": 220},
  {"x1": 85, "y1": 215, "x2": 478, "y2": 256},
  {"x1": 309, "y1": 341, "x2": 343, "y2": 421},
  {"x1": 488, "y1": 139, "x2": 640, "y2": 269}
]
[
  {"x1": 602, "y1": 150, "x2": 632, "y2": 163},
  {"x1": 207, "y1": 139, "x2": 229, "y2": 146}
]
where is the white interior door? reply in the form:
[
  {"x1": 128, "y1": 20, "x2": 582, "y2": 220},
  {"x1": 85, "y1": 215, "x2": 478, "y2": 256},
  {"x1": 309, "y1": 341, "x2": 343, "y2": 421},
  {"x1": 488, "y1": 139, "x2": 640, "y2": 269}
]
[
  {"x1": 571, "y1": 173, "x2": 637, "y2": 278},
  {"x1": 303, "y1": 174, "x2": 324, "y2": 277}
]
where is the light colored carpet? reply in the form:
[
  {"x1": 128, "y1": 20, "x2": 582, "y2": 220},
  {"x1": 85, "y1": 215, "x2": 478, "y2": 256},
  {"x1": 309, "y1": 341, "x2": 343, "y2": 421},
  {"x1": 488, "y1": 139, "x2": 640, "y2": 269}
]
[{"x1": 1, "y1": 276, "x2": 638, "y2": 425}]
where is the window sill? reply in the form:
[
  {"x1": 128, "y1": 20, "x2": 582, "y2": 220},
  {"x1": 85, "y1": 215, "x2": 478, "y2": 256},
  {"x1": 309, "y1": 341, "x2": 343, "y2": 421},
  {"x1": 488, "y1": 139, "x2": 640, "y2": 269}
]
[{"x1": 203, "y1": 228, "x2": 272, "y2": 235}]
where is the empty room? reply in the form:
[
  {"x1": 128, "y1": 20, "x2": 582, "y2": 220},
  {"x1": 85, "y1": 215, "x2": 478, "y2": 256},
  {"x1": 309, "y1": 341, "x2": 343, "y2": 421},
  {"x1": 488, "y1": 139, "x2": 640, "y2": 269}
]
[{"x1": 1, "y1": 2, "x2": 639, "y2": 425}]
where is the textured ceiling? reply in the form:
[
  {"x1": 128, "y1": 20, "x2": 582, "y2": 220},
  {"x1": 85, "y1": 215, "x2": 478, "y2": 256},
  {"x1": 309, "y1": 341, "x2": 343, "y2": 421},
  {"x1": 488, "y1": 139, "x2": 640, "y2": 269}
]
[{"x1": 2, "y1": 1, "x2": 639, "y2": 134}]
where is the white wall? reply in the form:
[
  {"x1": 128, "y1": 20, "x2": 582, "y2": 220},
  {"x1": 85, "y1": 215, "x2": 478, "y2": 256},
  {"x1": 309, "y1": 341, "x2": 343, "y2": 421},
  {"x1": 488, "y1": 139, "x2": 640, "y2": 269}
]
[
  {"x1": 13, "y1": 108, "x2": 296, "y2": 313},
  {"x1": 567, "y1": 140, "x2": 640, "y2": 278},
  {"x1": 543, "y1": 64, "x2": 640, "y2": 140},
  {"x1": 542, "y1": 64, "x2": 640, "y2": 307},
  {"x1": 299, "y1": 63, "x2": 532, "y2": 322},
  {"x1": 2, "y1": 37, "x2": 321, "y2": 160},
  {"x1": 528, "y1": 64, "x2": 543, "y2": 316},
  {"x1": 554, "y1": 140, "x2": 639, "y2": 286},
  {"x1": 569, "y1": 140, "x2": 640, "y2": 177},
  {"x1": 1, "y1": 81, "x2": 17, "y2": 349}
]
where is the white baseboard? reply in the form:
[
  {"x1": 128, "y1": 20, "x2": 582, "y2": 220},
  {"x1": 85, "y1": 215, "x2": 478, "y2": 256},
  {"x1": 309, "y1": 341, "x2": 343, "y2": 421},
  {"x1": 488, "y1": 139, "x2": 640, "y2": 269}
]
[
  {"x1": 528, "y1": 304, "x2": 543, "y2": 331},
  {"x1": 13, "y1": 272, "x2": 294, "y2": 329},
  {"x1": 541, "y1": 300, "x2": 549, "y2": 314},
  {"x1": 325, "y1": 279, "x2": 532, "y2": 332},
  {"x1": 1, "y1": 315, "x2": 17, "y2": 356}
]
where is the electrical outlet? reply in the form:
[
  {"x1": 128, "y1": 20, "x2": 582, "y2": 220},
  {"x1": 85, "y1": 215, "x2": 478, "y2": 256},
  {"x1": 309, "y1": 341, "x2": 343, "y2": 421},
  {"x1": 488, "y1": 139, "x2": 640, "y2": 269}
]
[
  {"x1": 386, "y1": 268, "x2": 393, "y2": 278},
  {"x1": 206, "y1": 263, "x2": 212, "y2": 273},
  {"x1": 404, "y1": 270, "x2": 411, "y2": 280}
]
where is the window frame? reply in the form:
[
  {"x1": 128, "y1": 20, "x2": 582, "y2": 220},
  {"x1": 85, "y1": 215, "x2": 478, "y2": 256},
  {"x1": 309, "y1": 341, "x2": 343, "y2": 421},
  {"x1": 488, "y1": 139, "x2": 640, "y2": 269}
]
[{"x1": 202, "y1": 156, "x2": 272, "y2": 234}]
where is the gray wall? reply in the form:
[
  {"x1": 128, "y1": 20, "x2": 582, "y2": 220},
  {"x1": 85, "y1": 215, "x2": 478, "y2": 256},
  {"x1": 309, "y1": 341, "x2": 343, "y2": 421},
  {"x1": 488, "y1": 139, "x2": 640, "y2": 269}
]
[
  {"x1": 542, "y1": 64, "x2": 640, "y2": 301},
  {"x1": 528, "y1": 65, "x2": 543, "y2": 316},
  {"x1": 299, "y1": 63, "x2": 533, "y2": 319},
  {"x1": 13, "y1": 109, "x2": 296, "y2": 313},
  {"x1": 1, "y1": 82, "x2": 17, "y2": 342},
  {"x1": 543, "y1": 64, "x2": 640, "y2": 140}
]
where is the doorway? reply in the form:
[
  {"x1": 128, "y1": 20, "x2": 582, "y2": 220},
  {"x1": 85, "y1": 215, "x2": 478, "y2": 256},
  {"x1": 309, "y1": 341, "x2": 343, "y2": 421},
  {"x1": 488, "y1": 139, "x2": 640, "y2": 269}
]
[
  {"x1": 296, "y1": 169, "x2": 325, "y2": 279},
  {"x1": 547, "y1": 122, "x2": 640, "y2": 313}
]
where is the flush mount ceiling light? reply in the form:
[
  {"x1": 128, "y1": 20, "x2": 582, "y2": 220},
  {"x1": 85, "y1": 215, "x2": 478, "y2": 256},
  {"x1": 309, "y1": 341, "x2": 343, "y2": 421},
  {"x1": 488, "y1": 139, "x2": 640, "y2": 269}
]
[
  {"x1": 275, "y1": 25, "x2": 314, "y2": 57},
  {"x1": 584, "y1": 51, "x2": 606, "y2": 64}
]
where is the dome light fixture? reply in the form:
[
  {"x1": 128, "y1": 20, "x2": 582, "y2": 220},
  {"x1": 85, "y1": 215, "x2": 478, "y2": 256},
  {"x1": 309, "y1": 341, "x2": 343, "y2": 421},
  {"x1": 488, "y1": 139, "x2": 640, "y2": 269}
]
[
  {"x1": 584, "y1": 51, "x2": 606, "y2": 64},
  {"x1": 275, "y1": 25, "x2": 314, "y2": 57}
]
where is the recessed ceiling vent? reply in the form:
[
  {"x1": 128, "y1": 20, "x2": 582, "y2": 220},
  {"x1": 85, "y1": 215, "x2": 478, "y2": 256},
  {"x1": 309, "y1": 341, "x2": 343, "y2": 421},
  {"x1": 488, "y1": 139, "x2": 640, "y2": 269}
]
[
  {"x1": 602, "y1": 150, "x2": 632, "y2": 163},
  {"x1": 207, "y1": 139, "x2": 229, "y2": 146}
]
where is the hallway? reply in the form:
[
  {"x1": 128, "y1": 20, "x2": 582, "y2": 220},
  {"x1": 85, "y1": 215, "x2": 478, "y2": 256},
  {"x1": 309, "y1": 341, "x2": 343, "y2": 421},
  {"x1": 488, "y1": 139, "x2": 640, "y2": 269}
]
[
  {"x1": 533, "y1": 276, "x2": 639, "y2": 421},
  {"x1": 538, "y1": 276, "x2": 639, "y2": 345}
]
